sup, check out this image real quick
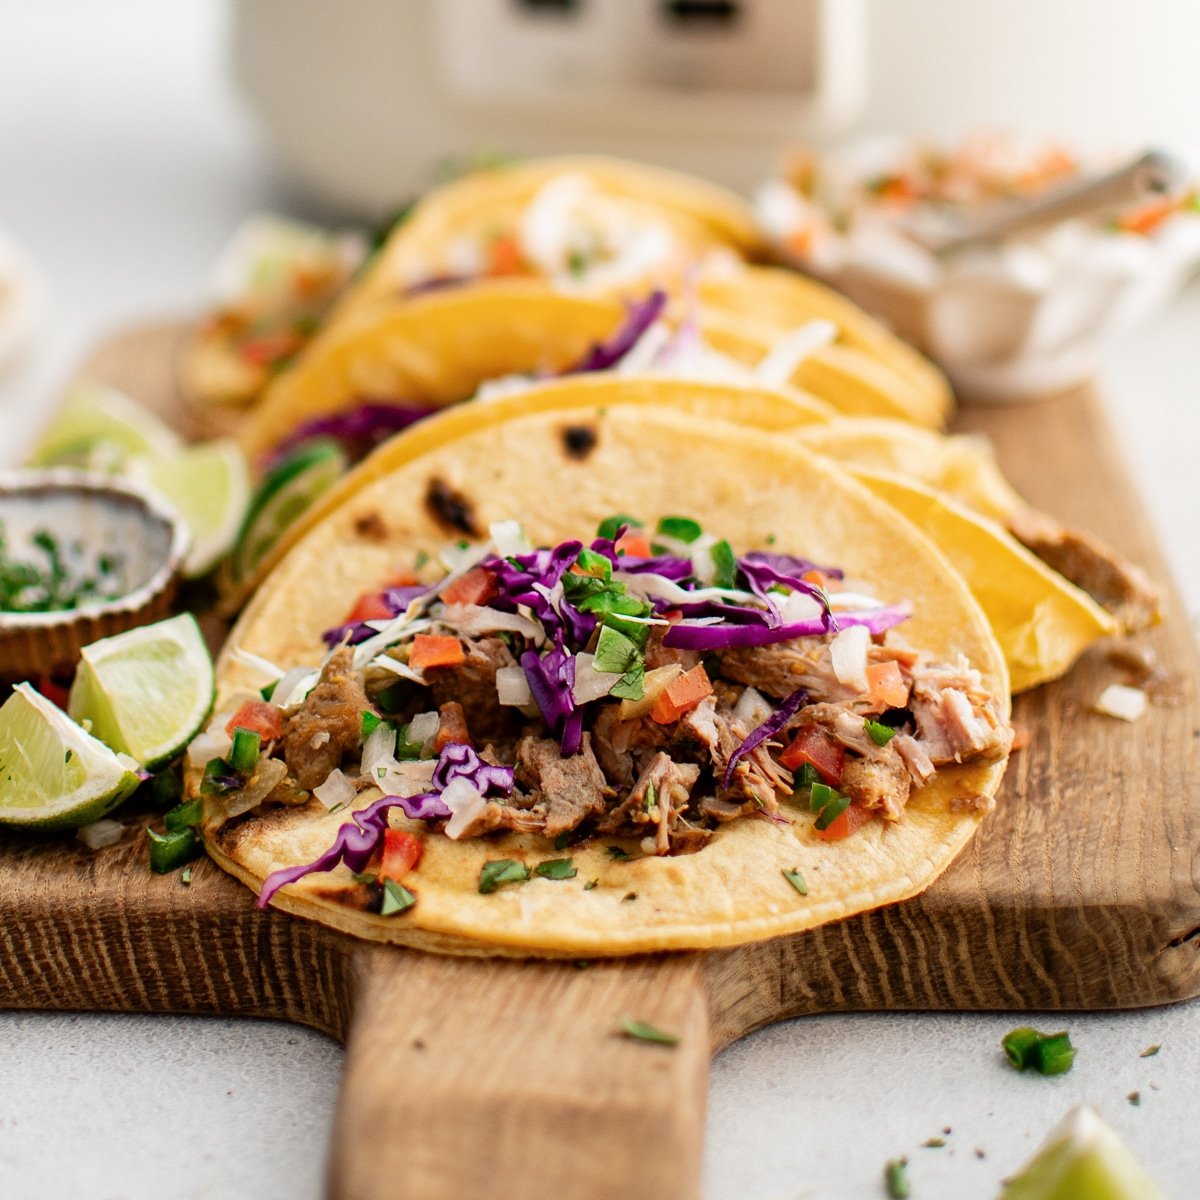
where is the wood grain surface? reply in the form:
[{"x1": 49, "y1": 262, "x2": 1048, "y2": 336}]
[{"x1": 1, "y1": 322, "x2": 1197, "y2": 1200}]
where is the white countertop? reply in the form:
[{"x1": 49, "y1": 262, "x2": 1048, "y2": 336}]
[{"x1": 1, "y1": 4, "x2": 1197, "y2": 1199}]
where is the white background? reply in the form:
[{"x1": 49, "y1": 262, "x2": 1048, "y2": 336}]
[{"x1": 1, "y1": 4, "x2": 1197, "y2": 1198}]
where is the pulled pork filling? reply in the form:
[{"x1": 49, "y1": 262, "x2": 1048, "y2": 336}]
[{"x1": 207, "y1": 517, "x2": 1011, "y2": 901}]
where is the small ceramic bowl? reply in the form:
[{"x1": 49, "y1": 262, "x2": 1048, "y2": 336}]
[{"x1": 0, "y1": 469, "x2": 189, "y2": 680}]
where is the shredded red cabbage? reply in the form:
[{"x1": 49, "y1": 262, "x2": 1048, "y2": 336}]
[
  {"x1": 566, "y1": 290, "x2": 667, "y2": 373},
  {"x1": 736, "y1": 554, "x2": 835, "y2": 632},
  {"x1": 267, "y1": 402, "x2": 435, "y2": 469},
  {"x1": 256, "y1": 742, "x2": 513, "y2": 907},
  {"x1": 663, "y1": 604, "x2": 911, "y2": 651},
  {"x1": 520, "y1": 646, "x2": 582, "y2": 755},
  {"x1": 722, "y1": 687, "x2": 808, "y2": 789},
  {"x1": 321, "y1": 583, "x2": 433, "y2": 647}
]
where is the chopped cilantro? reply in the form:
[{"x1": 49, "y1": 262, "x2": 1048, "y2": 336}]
[
  {"x1": 782, "y1": 868, "x2": 808, "y2": 896},
  {"x1": 597, "y1": 514, "x2": 643, "y2": 541},
  {"x1": 584, "y1": 879, "x2": 598, "y2": 890},
  {"x1": 361, "y1": 711, "x2": 384, "y2": 738},
  {"x1": 534, "y1": 858, "x2": 577, "y2": 880},
  {"x1": 478, "y1": 859, "x2": 531, "y2": 894},
  {"x1": 606, "y1": 845, "x2": 631, "y2": 860},
  {"x1": 381, "y1": 878, "x2": 416, "y2": 915},
  {"x1": 710, "y1": 539, "x2": 737, "y2": 588},
  {"x1": 655, "y1": 516, "x2": 703, "y2": 544},
  {"x1": 618, "y1": 1018, "x2": 679, "y2": 1046}
]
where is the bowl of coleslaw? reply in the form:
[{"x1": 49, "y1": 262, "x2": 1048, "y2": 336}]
[{"x1": 757, "y1": 133, "x2": 1200, "y2": 403}]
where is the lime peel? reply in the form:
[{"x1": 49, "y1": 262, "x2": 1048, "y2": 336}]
[
  {"x1": 0, "y1": 684, "x2": 140, "y2": 831},
  {"x1": 999, "y1": 1105, "x2": 1167, "y2": 1200},
  {"x1": 68, "y1": 613, "x2": 215, "y2": 770}
]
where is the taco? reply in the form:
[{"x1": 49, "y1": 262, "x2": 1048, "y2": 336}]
[
  {"x1": 191, "y1": 404, "x2": 1012, "y2": 957},
  {"x1": 331, "y1": 154, "x2": 765, "y2": 331},
  {"x1": 792, "y1": 417, "x2": 1161, "y2": 633},
  {"x1": 223, "y1": 285, "x2": 834, "y2": 605}
]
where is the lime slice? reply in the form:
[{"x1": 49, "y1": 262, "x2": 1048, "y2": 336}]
[
  {"x1": 68, "y1": 613, "x2": 215, "y2": 770},
  {"x1": 231, "y1": 440, "x2": 347, "y2": 583},
  {"x1": 28, "y1": 380, "x2": 181, "y2": 469},
  {"x1": 0, "y1": 684, "x2": 140, "y2": 830},
  {"x1": 1000, "y1": 1106, "x2": 1166, "y2": 1200},
  {"x1": 133, "y1": 439, "x2": 250, "y2": 576}
]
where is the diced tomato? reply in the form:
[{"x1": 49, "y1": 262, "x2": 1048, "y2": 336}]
[
  {"x1": 435, "y1": 701, "x2": 471, "y2": 751},
  {"x1": 800, "y1": 569, "x2": 830, "y2": 590},
  {"x1": 779, "y1": 726, "x2": 844, "y2": 785},
  {"x1": 866, "y1": 660, "x2": 909, "y2": 710},
  {"x1": 409, "y1": 635, "x2": 465, "y2": 672},
  {"x1": 440, "y1": 566, "x2": 498, "y2": 607},
  {"x1": 344, "y1": 591, "x2": 393, "y2": 624},
  {"x1": 650, "y1": 665, "x2": 714, "y2": 725},
  {"x1": 813, "y1": 801, "x2": 873, "y2": 843},
  {"x1": 225, "y1": 699, "x2": 285, "y2": 742},
  {"x1": 616, "y1": 531, "x2": 652, "y2": 558},
  {"x1": 662, "y1": 608, "x2": 683, "y2": 624},
  {"x1": 488, "y1": 233, "x2": 524, "y2": 276},
  {"x1": 379, "y1": 829, "x2": 423, "y2": 881}
]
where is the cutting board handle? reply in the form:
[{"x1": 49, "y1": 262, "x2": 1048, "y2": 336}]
[{"x1": 328, "y1": 946, "x2": 712, "y2": 1200}]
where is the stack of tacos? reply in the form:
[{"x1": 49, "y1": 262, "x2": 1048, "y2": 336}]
[{"x1": 166, "y1": 155, "x2": 1159, "y2": 955}]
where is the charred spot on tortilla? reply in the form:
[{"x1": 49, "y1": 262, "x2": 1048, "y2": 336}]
[
  {"x1": 312, "y1": 880, "x2": 382, "y2": 913},
  {"x1": 424, "y1": 478, "x2": 480, "y2": 537},
  {"x1": 562, "y1": 423, "x2": 598, "y2": 460},
  {"x1": 354, "y1": 511, "x2": 389, "y2": 541}
]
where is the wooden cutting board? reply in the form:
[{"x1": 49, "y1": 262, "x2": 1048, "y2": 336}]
[{"x1": 2, "y1": 322, "x2": 1197, "y2": 1200}]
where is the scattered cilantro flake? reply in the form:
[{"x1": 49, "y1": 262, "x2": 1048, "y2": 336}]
[
  {"x1": 1140, "y1": 1044, "x2": 1161, "y2": 1058},
  {"x1": 1128, "y1": 1090, "x2": 1141, "y2": 1106},
  {"x1": 622, "y1": 891, "x2": 638, "y2": 902},
  {"x1": 597, "y1": 514, "x2": 643, "y2": 541},
  {"x1": 618, "y1": 1018, "x2": 679, "y2": 1046},
  {"x1": 534, "y1": 858, "x2": 577, "y2": 880},
  {"x1": 584, "y1": 879, "x2": 598, "y2": 891},
  {"x1": 381, "y1": 878, "x2": 416, "y2": 915},
  {"x1": 655, "y1": 516, "x2": 703, "y2": 544},
  {"x1": 884, "y1": 1158, "x2": 910, "y2": 1198},
  {"x1": 180, "y1": 864, "x2": 194, "y2": 886},
  {"x1": 782, "y1": 868, "x2": 808, "y2": 896},
  {"x1": 64, "y1": 749, "x2": 73, "y2": 764},
  {"x1": 606, "y1": 845, "x2": 631, "y2": 861},
  {"x1": 923, "y1": 1137, "x2": 946, "y2": 1148},
  {"x1": 478, "y1": 859, "x2": 531, "y2": 894},
  {"x1": 865, "y1": 718, "x2": 896, "y2": 746}
]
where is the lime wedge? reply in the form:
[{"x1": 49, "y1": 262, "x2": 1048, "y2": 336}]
[
  {"x1": 68, "y1": 613, "x2": 215, "y2": 770},
  {"x1": 28, "y1": 380, "x2": 181, "y2": 469},
  {"x1": 0, "y1": 684, "x2": 140, "y2": 830},
  {"x1": 133, "y1": 439, "x2": 250, "y2": 576},
  {"x1": 231, "y1": 440, "x2": 347, "y2": 583},
  {"x1": 1000, "y1": 1106, "x2": 1166, "y2": 1200}
]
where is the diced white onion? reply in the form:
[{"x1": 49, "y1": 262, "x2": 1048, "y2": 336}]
[
  {"x1": 314, "y1": 768, "x2": 356, "y2": 811},
  {"x1": 778, "y1": 591, "x2": 824, "y2": 623},
  {"x1": 496, "y1": 665, "x2": 533, "y2": 707},
  {"x1": 489, "y1": 519, "x2": 532, "y2": 558},
  {"x1": 77, "y1": 819, "x2": 124, "y2": 850},
  {"x1": 440, "y1": 603, "x2": 542, "y2": 642},
  {"x1": 617, "y1": 663, "x2": 683, "y2": 721},
  {"x1": 187, "y1": 728, "x2": 232, "y2": 767},
  {"x1": 1094, "y1": 684, "x2": 1147, "y2": 722},
  {"x1": 830, "y1": 624, "x2": 871, "y2": 692},
  {"x1": 442, "y1": 777, "x2": 486, "y2": 840},
  {"x1": 733, "y1": 686, "x2": 772, "y2": 729},
  {"x1": 407, "y1": 711, "x2": 440, "y2": 753},
  {"x1": 373, "y1": 757, "x2": 436, "y2": 796},
  {"x1": 755, "y1": 319, "x2": 839, "y2": 388},
  {"x1": 361, "y1": 723, "x2": 397, "y2": 777},
  {"x1": 438, "y1": 540, "x2": 490, "y2": 576},
  {"x1": 571, "y1": 653, "x2": 622, "y2": 704}
]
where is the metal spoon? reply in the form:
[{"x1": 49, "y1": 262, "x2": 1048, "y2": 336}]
[{"x1": 926, "y1": 149, "x2": 1190, "y2": 258}]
